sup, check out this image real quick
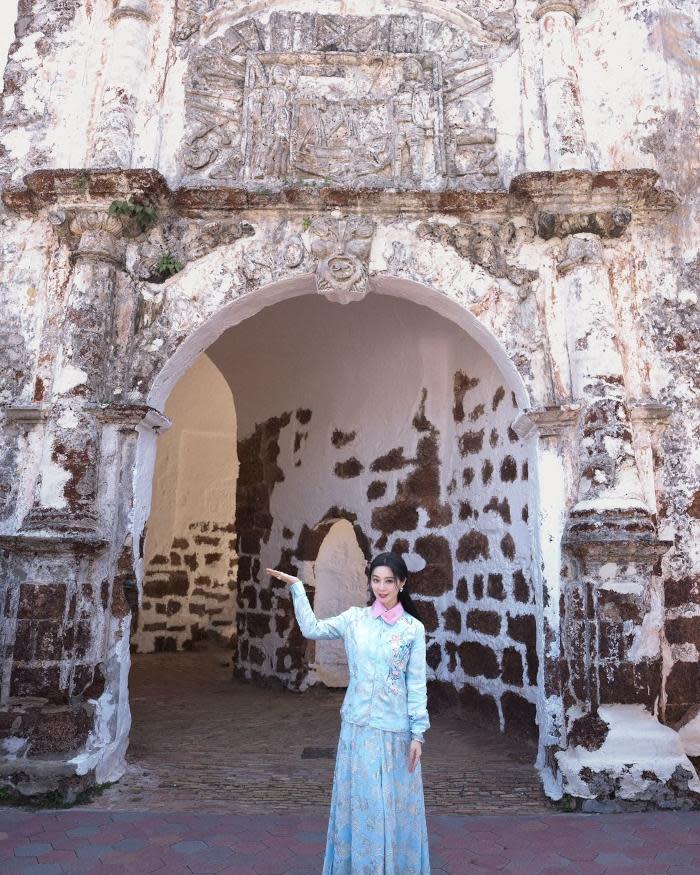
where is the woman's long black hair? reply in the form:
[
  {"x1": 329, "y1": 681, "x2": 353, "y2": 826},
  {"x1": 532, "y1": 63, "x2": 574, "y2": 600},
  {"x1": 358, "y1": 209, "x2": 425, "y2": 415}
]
[{"x1": 367, "y1": 552, "x2": 421, "y2": 620}]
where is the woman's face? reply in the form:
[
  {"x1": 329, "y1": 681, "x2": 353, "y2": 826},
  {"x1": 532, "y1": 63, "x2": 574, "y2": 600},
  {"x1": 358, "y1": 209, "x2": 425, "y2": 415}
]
[{"x1": 370, "y1": 565, "x2": 403, "y2": 610}]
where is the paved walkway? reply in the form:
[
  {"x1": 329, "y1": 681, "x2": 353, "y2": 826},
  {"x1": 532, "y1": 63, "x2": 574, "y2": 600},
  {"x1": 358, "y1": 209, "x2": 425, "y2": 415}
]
[
  {"x1": 2, "y1": 808, "x2": 700, "y2": 874},
  {"x1": 102, "y1": 648, "x2": 547, "y2": 815}
]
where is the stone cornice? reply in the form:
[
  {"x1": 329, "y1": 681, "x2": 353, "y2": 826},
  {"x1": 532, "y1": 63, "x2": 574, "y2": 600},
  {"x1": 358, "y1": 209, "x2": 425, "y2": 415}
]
[
  {"x1": 1, "y1": 168, "x2": 679, "y2": 228},
  {"x1": 88, "y1": 402, "x2": 172, "y2": 432},
  {"x1": 510, "y1": 169, "x2": 679, "y2": 215},
  {"x1": 0, "y1": 532, "x2": 109, "y2": 553},
  {"x1": 2, "y1": 169, "x2": 170, "y2": 214},
  {"x1": 3, "y1": 404, "x2": 49, "y2": 426}
]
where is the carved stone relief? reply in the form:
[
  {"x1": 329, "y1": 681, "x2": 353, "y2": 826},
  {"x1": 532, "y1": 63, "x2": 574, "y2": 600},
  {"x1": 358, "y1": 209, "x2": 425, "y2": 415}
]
[
  {"x1": 310, "y1": 216, "x2": 376, "y2": 304},
  {"x1": 179, "y1": 10, "x2": 508, "y2": 190},
  {"x1": 416, "y1": 220, "x2": 538, "y2": 291}
]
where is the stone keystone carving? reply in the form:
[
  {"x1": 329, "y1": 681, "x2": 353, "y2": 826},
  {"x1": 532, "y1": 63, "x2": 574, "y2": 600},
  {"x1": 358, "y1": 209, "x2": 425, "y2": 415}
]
[{"x1": 310, "y1": 216, "x2": 376, "y2": 305}]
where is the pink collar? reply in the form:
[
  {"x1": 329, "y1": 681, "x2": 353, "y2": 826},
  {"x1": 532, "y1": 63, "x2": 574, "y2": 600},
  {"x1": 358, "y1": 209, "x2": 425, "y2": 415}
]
[{"x1": 371, "y1": 599, "x2": 405, "y2": 625}]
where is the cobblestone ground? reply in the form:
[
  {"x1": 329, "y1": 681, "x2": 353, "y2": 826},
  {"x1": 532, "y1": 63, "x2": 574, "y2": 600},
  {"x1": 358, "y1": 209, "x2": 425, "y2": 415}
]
[
  {"x1": 2, "y1": 808, "x2": 700, "y2": 874},
  {"x1": 94, "y1": 647, "x2": 548, "y2": 814}
]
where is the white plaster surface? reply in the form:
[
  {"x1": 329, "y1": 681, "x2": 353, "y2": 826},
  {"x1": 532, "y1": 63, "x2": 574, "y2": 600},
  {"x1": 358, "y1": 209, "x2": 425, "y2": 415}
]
[
  {"x1": 144, "y1": 354, "x2": 237, "y2": 559},
  {"x1": 0, "y1": 0, "x2": 698, "y2": 808},
  {"x1": 0, "y1": 0, "x2": 18, "y2": 86},
  {"x1": 679, "y1": 711, "x2": 700, "y2": 757},
  {"x1": 556, "y1": 705, "x2": 700, "y2": 800}
]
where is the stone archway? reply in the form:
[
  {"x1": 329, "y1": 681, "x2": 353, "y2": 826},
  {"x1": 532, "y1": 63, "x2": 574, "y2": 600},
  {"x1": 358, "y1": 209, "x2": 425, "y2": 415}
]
[{"x1": 129, "y1": 276, "x2": 546, "y2": 764}]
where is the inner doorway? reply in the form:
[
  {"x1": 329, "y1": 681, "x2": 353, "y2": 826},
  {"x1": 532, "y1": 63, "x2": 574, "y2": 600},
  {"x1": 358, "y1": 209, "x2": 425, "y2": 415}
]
[{"x1": 312, "y1": 519, "x2": 368, "y2": 687}]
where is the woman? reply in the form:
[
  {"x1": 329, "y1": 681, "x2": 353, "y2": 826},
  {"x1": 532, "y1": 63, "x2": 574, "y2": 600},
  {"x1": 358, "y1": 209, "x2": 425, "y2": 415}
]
[{"x1": 266, "y1": 552, "x2": 430, "y2": 874}]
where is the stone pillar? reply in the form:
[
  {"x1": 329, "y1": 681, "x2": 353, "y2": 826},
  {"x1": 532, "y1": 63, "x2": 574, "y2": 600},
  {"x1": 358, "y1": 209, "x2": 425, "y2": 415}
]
[
  {"x1": 0, "y1": 402, "x2": 168, "y2": 798},
  {"x1": 533, "y1": 1, "x2": 589, "y2": 171},
  {"x1": 513, "y1": 404, "x2": 581, "y2": 798},
  {"x1": 558, "y1": 234, "x2": 658, "y2": 711},
  {"x1": 22, "y1": 211, "x2": 124, "y2": 535},
  {"x1": 629, "y1": 403, "x2": 673, "y2": 523},
  {"x1": 554, "y1": 236, "x2": 698, "y2": 804},
  {"x1": 91, "y1": 0, "x2": 152, "y2": 168}
]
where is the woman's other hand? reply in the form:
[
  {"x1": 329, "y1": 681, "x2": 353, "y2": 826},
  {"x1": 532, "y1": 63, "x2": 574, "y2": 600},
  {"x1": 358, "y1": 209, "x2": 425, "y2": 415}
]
[
  {"x1": 408, "y1": 740, "x2": 422, "y2": 773},
  {"x1": 266, "y1": 568, "x2": 301, "y2": 586}
]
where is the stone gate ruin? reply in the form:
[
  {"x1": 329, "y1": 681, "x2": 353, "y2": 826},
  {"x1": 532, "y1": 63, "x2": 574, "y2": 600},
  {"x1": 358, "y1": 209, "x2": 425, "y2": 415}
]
[{"x1": 0, "y1": 0, "x2": 699, "y2": 808}]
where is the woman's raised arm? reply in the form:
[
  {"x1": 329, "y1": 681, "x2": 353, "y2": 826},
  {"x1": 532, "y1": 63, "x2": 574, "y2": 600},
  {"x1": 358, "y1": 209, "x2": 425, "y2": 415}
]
[{"x1": 266, "y1": 569, "x2": 353, "y2": 641}]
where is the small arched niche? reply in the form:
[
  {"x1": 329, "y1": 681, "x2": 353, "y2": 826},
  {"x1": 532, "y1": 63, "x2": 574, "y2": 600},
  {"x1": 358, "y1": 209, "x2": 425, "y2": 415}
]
[{"x1": 311, "y1": 519, "x2": 367, "y2": 687}]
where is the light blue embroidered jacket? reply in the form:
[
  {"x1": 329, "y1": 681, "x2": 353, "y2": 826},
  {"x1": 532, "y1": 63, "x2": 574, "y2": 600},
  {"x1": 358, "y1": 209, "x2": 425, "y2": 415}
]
[{"x1": 290, "y1": 580, "x2": 430, "y2": 743}]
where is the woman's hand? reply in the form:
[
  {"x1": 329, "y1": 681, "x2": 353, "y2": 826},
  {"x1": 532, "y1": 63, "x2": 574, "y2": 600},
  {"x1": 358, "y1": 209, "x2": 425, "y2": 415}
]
[
  {"x1": 408, "y1": 740, "x2": 422, "y2": 773},
  {"x1": 266, "y1": 568, "x2": 301, "y2": 586}
]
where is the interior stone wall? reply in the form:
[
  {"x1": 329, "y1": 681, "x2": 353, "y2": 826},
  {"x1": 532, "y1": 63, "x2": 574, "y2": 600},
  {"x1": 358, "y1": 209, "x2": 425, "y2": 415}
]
[
  {"x1": 207, "y1": 293, "x2": 538, "y2": 736},
  {"x1": 134, "y1": 354, "x2": 238, "y2": 652}
]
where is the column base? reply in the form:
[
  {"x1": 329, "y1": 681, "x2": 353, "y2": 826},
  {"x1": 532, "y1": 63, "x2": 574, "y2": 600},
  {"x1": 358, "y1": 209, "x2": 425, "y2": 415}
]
[{"x1": 556, "y1": 705, "x2": 700, "y2": 809}]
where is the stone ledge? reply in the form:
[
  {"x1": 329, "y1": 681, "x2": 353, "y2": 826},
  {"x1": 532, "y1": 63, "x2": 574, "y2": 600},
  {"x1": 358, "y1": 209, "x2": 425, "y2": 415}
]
[
  {"x1": 0, "y1": 532, "x2": 109, "y2": 553},
  {"x1": 1, "y1": 168, "x2": 679, "y2": 225}
]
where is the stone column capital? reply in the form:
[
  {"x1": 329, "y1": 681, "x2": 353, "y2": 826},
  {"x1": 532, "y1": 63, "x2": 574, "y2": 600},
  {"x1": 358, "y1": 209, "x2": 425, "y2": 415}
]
[
  {"x1": 48, "y1": 209, "x2": 127, "y2": 265},
  {"x1": 110, "y1": 0, "x2": 151, "y2": 22},
  {"x1": 512, "y1": 403, "x2": 581, "y2": 440},
  {"x1": 556, "y1": 234, "x2": 604, "y2": 276},
  {"x1": 533, "y1": 1, "x2": 580, "y2": 22},
  {"x1": 630, "y1": 401, "x2": 673, "y2": 432}
]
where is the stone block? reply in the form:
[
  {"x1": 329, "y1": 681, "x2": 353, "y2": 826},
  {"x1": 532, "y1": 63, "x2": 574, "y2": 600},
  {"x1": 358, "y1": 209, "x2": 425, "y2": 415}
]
[
  {"x1": 17, "y1": 583, "x2": 66, "y2": 620},
  {"x1": 487, "y1": 573, "x2": 505, "y2": 600},
  {"x1": 411, "y1": 535, "x2": 454, "y2": 597},
  {"x1": 34, "y1": 621, "x2": 64, "y2": 660},
  {"x1": 13, "y1": 620, "x2": 34, "y2": 661},
  {"x1": 502, "y1": 647, "x2": 524, "y2": 686},
  {"x1": 502, "y1": 692, "x2": 537, "y2": 741},
  {"x1": 442, "y1": 605, "x2": 462, "y2": 634},
  {"x1": 467, "y1": 609, "x2": 500, "y2": 636},
  {"x1": 414, "y1": 599, "x2": 438, "y2": 633},
  {"x1": 427, "y1": 679, "x2": 459, "y2": 712},
  {"x1": 426, "y1": 641, "x2": 442, "y2": 670},
  {"x1": 10, "y1": 665, "x2": 64, "y2": 702},
  {"x1": 456, "y1": 531, "x2": 489, "y2": 563},
  {"x1": 665, "y1": 616, "x2": 700, "y2": 646},
  {"x1": 458, "y1": 641, "x2": 500, "y2": 678},
  {"x1": 27, "y1": 705, "x2": 93, "y2": 755},
  {"x1": 458, "y1": 683, "x2": 499, "y2": 727},
  {"x1": 246, "y1": 612, "x2": 272, "y2": 637}
]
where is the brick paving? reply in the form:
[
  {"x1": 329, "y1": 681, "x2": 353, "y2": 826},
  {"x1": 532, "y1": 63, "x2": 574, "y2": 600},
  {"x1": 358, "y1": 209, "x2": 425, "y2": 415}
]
[
  {"x1": 3, "y1": 649, "x2": 700, "y2": 872},
  {"x1": 1, "y1": 808, "x2": 700, "y2": 874},
  {"x1": 97, "y1": 648, "x2": 548, "y2": 814}
]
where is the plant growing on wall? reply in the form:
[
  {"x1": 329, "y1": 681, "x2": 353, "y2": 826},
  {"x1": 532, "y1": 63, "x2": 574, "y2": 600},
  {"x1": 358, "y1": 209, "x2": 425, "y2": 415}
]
[
  {"x1": 155, "y1": 252, "x2": 184, "y2": 278},
  {"x1": 108, "y1": 197, "x2": 159, "y2": 232},
  {"x1": 74, "y1": 170, "x2": 90, "y2": 193}
]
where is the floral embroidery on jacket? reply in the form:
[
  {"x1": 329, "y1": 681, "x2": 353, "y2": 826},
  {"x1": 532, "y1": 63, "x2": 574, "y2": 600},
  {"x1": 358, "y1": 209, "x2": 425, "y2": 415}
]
[{"x1": 387, "y1": 629, "x2": 413, "y2": 695}]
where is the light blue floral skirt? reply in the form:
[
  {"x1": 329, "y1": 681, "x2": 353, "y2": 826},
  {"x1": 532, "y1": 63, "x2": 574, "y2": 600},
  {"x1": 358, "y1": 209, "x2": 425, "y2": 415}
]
[{"x1": 322, "y1": 720, "x2": 430, "y2": 875}]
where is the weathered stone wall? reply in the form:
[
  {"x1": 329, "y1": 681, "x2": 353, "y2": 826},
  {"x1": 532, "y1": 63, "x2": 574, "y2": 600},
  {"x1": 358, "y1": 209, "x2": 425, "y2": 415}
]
[{"x1": 0, "y1": 0, "x2": 697, "y2": 807}]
